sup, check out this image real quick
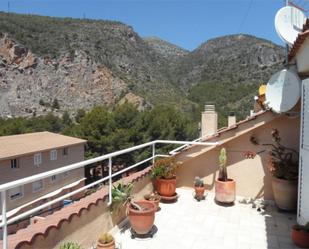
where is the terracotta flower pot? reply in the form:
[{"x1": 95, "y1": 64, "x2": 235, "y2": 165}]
[
  {"x1": 144, "y1": 195, "x2": 161, "y2": 211},
  {"x1": 156, "y1": 178, "x2": 176, "y2": 197},
  {"x1": 215, "y1": 179, "x2": 235, "y2": 204},
  {"x1": 272, "y1": 177, "x2": 298, "y2": 210},
  {"x1": 128, "y1": 201, "x2": 155, "y2": 235},
  {"x1": 292, "y1": 226, "x2": 309, "y2": 248},
  {"x1": 97, "y1": 240, "x2": 115, "y2": 249},
  {"x1": 194, "y1": 186, "x2": 205, "y2": 199}
]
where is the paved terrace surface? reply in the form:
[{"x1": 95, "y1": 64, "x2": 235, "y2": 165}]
[{"x1": 115, "y1": 188, "x2": 299, "y2": 249}]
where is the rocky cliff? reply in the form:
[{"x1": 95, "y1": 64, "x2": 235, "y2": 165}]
[{"x1": 0, "y1": 12, "x2": 285, "y2": 119}]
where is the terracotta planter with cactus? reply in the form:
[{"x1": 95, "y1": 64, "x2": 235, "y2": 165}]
[
  {"x1": 194, "y1": 176, "x2": 205, "y2": 200},
  {"x1": 97, "y1": 233, "x2": 115, "y2": 249},
  {"x1": 215, "y1": 179, "x2": 236, "y2": 203},
  {"x1": 291, "y1": 223, "x2": 309, "y2": 248},
  {"x1": 215, "y1": 148, "x2": 236, "y2": 204}
]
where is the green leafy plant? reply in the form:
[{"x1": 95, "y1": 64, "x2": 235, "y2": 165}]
[
  {"x1": 98, "y1": 233, "x2": 114, "y2": 244},
  {"x1": 59, "y1": 241, "x2": 83, "y2": 249},
  {"x1": 150, "y1": 157, "x2": 180, "y2": 179},
  {"x1": 218, "y1": 148, "x2": 228, "y2": 181},
  {"x1": 194, "y1": 176, "x2": 204, "y2": 187},
  {"x1": 250, "y1": 129, "x2": 299, "y2": 180},
  {"x1": 293, "y1": 222, "x2": 309, "y2": 233},
  {"x1": 110, "y1": 182, "x2": 142, "y2": 212}
]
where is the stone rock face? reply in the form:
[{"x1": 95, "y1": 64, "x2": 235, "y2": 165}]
[
  {"x1": 0, "y1": 12, "x2": 285, "y2": 118},
  {"x1": 119, "y1": 92, "x2": 148, "y2": 110},
  {"x1": 0, "y1": 36, "x2": 127, "y2": 117}
]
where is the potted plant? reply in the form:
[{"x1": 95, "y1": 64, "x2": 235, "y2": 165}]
[
  {"x1": 59, "y1": 242, "x2": 83, "y2": 249},
  {"x1": 144, "y1": 192, "x2": 161, "y2": 211},
  {"x1": 194, "y1": 176, "x2": 205, "y2": 201},
  {"x1": 111, "y1": 183, "x2": 156, "y2": 236},
  {"x1": 215, "y1": 148, "x2": 236, "y2": 204},
  {"x1": 291, "y1": 222, "x2": 309, "y2": 248},
  {"x1": 97, "y1": 233, "x2": 115, "y2": 249},
  {"x1": 250, "y1": 129, "x2": 299, "y2": 210},
  {"x1": 150, "y1": 157, "x2": 180, "y2": 198}
]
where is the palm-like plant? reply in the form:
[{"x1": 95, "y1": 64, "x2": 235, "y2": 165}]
[{"x1": 110, "y1": 183, "x2": 141, "y2": 211}]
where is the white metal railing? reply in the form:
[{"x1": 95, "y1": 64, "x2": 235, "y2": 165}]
[
  {"x1": 0, "y1": 139, "x2": 218, "y2": 249},
  {"x1": 169, "y1": 134, "x2": 215, "y2": 155}
]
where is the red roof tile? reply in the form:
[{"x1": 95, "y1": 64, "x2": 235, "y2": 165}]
[{"x1": 0, "y1": 167, "x2": 152, "y2": 249}]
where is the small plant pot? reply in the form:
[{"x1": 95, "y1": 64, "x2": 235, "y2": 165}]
[
  {"x1": 215, "y1": 179, "x2": 235, "y2": 204},
  {"x1": 291, "y1": 226, "x2": 309, "y2": 248},
  {"x1": 156, "y1": 178, "x2": 176, "y2": 197},
  {"x1": 144, "y1": 195, "x2": 161, "y2": 211},
  {"x1": 97, "y1": 240, "x2": 115, "y2": 249},
  {"x1": 194, "y1": 186, "x2": 205, "y2": 200},
  {"x1": 127, "y1": 200, "x2": 156, "y2": 235}
]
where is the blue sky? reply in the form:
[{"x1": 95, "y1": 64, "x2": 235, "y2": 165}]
[{"x1": 0, "y1": 0, "x2": 291, "y2": 50}]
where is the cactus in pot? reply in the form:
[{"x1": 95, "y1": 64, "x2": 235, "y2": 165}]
[{"x1": 215, "y1": 148, "x2": 236, "y2": 204}]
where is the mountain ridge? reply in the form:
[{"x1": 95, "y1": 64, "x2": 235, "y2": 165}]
[{"x1": 0, "y1": 12, "x2": 285, "y2": 124}]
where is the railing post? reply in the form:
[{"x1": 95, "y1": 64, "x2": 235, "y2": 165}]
[
  {"x1": 1, "y1": 190, "x2": 8, "y2": 249},
  {"x1": 108, "y1": 157, "x2": 112, "y2": 205},
  {"x1": 152, "y1": 143, "x2": 155, "y2": 165}
]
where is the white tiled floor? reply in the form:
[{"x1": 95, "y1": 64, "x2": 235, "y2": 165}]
[{"x1": 114, "y1": 188, "x2": 299, "y2": 249}]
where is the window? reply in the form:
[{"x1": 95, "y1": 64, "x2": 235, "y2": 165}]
[
  {"x1": 50, "y1": 150, "x2": 57, "y2": 161},
  {"x1": 50, "y1": 175, "x2": 58, "y2": 182},
  {"x1": 10, "y1": 158, "x2": 19, "y2": 169},
  {"x1": 9, "y1": 186, "x2": 23, "y2": 200},
  {"x1": 33, "y1": 180, "x2": 44, "y2": 192},
  {"x1": 34, "y1": 153, "x2": 42, "y2": 166},
  {"x1": 62, "y1": 147, "x2": 68, "y2": 156}
]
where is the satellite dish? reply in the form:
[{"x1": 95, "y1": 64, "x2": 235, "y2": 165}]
[
  {"x1": 265, "y1": 69, "x2": 301, "y2": 113},
  {"x1": 275, "y1": 6, "x2": 306, "y2": 45}
]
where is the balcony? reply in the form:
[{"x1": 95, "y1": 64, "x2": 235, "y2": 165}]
[{"x1": 115, "y1": 188, "x2": 297, "y2": 249}]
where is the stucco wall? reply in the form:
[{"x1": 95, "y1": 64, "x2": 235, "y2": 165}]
[
  {"x1": 176, "y1": 114, "x2": 300, "y2": 200},
  {"x1": 20, "y1": 174, "x2": 153, "y2": 249},
  {"x1": 296, "y1": 38, "x2": 309, "y2": 74}
]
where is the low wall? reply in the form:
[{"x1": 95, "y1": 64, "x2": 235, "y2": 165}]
[
  {"x1": 19, "y1": 171, "x2": 153, "y2": 249},
  {"x1": 176, "y1": 114, "x2": 300, "y2": 200}
]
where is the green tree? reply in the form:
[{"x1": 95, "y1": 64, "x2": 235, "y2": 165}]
[{"x1": 62, "y1": 111, "x2": 72, "y2": 126}]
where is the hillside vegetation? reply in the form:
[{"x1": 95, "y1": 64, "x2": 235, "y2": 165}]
[{"x1": 0, "y1": 12, "x2": 285, "y2": 127}]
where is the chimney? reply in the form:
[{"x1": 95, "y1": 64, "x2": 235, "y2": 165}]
[
  {"x1": 228, "y1": 112, "x2": 236, "y2": 127},
  {"x1": 201, "y1": 103, "x2": 218, "y2": 137}
]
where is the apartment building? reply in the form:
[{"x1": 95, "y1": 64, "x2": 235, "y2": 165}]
[{"x1": 0, "y1": 131, "x2": 86, "y2": 234}]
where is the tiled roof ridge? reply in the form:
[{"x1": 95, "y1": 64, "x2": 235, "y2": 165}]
[
  {"x1": 288, "y1": 18, "x2": 309, "y2": 61},
  {"x1": 202, "y1": 110, "x2": 267, "y2": 142},
  {"x1": 2, "y1": 167, "x2": 152, "y2": 249}
]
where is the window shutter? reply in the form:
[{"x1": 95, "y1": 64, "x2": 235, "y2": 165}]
[{"x1": 298, "y1": 79, "x2": 309, "y2": 224}]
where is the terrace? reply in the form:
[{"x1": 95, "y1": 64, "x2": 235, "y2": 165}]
[
  {"x1": 0, "y1": 110, "x2": 302, "y2": 249},
  {"x1": 115, "y1": 188, "x2": 297, "y2": 249}
]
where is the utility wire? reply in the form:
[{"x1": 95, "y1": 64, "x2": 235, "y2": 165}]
[{"x1": 237, "y1": 0, "x2": 253, "y2": 33}]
